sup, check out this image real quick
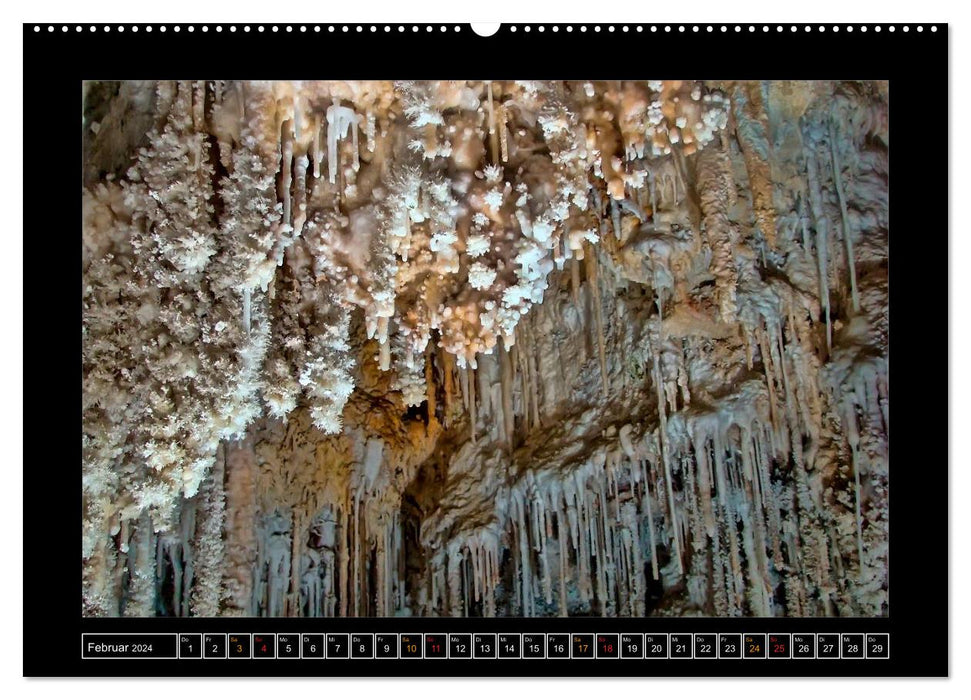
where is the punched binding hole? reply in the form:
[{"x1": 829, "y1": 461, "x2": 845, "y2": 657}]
[{"x1": 471, "y1": 23, "x2": 500, "y2": 37}]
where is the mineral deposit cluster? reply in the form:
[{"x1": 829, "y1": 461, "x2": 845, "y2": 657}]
[{"x1": 81, "y1": 79, "x2": 889, "y2": 618}]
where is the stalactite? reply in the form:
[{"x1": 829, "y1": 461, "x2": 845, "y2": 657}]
[
  {"x1": 695, "y1": 139, "x2": 739, "y2": 321},
  {"x1": 280, "y1": 121, "x2": 293, "y2": 227},
  {"x1": 486, "y1": 81, "x2": 498, "y2": 165},
  {"x1": 586, "y1": 247, "x2": 609, "y2": 396},
  {"x1": 442, "y1": 348, "x2": 455, "y2": 427},
  {"x1": 806, "y1": 149, "x2": 833, "y2": 352},
  {"x1": 828, "y1": 119, "x2": 861, "y2": 313},
  {"x1": 312, "y1": 113, "x2": 322, "y2": 179},
  {"x1": 468, "y1": 366, "x2": 477, "y2": 444},
  {"x1": 326, "y1": 101, "x2": 360, "y2": 185},
  {"x1": 498, "y1": 103, "x2": 509, "y2": 163},
  {"x1": 499, "y1": 340, "x2": 515, "y2": 449},
  {"x1": 733, "y1": 82, "x2": 777, "y2": 248},
  {"x1": 653, "y1": 340, "x2": 684, "y2": 577}
]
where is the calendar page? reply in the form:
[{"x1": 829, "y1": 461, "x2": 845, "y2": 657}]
[{"x1": 23, "y1": 21, "x2": 947, "y2": 678}]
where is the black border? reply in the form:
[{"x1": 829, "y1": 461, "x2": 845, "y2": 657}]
[{"x1": 24, "y1": 22, "x2": 948, "y2": 678}]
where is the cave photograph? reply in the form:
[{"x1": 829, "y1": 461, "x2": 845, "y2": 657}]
[{"x1": 81, "y1": 80, "x2": 889, "y2": 619}]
